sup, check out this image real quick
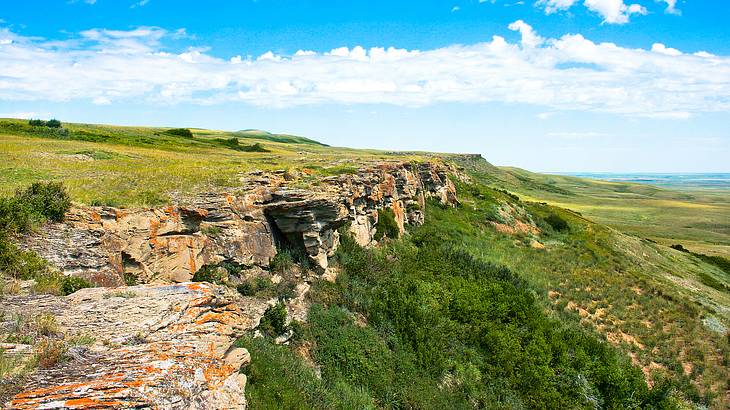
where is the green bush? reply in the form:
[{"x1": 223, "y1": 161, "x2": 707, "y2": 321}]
[
  {"x1": 299, "y1": 231, "x2": 674, "y2": 408},
  {"x1": 192, "y1": 265, "x2": 227, "y2": 284},
  {"x1": 45, "y1": 119, "x2": 62, "y2": 128},
  {"x1": 28, "y1": 119, "x2": 62, "y2": 128},
  {"x1": 544, "y1": 212, "x2": 569, "y2": 232},
  {"x1": 238, "y1": 142, "x2": 270, "y2": 153},
  {"x1": 0, "y1": 182, "x2": 71, "y2": 285},
  {"x1": 15, "y1": 182, "x2": 71, "y2": 222},
  {"x1": 164, "y1": 128, "x2": 194, "y2": 138},
  {"x1": 270, "y1": 249, "x2": 295, "y2": 273},
  {"x1": 259, "y1": 302, "x2": 289, "y2": 336},
  {"x1": 0, "y1": 239, "x2": 49, "y2": 280},
  {"x1": 214, "y1": 138, "x2": 270, "y2": 152},
  {"x1": 60, "y1": 275, "x2": 93, "y2": 295},
  {"x1": 374, "y1": 207, "x2": 399, "y2": 241},
  {"x1": 237, "y1": 336, "x2": 375, "y2": 409}
]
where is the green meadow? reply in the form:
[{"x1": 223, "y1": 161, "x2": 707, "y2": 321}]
[{"x1": 1, "y1": 119, "x2": 729, "y2": 408}]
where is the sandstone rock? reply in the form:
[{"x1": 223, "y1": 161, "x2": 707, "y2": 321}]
[
  {"x1": 3, "y1": 283, "x2": 268, "y2": 410},
  {"x1": 21, "y1": 161, "x2": 460, "y2": 282}
]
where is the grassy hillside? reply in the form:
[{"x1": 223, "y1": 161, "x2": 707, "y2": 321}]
[
  {"x1": 453, "y1": 155, "x2": 730, "y2": 259},
  {"x1": 1, "y1": 119, "x2": 729, "y2": 407},
  {"x1": 0, "y1": 118, "x2": 423, "y2": 206}
]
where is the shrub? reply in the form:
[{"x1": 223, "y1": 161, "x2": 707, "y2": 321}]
[
  {"x1": 214, "y1": 138, "x2": 270, "y2": 152},
  {"x1": 34, "y1": 339, "x2": 65, "y2": 368},
  {"x1": 164, "y1": 128, "x2": 194, "y2": 138},
  {"x1": 15, "y1": 182, "x2": 71, "y2": 223},
  {"x1": 544, "y1": 212, "x2": 569, "y2": 232},
  {"x1": 123, "y1": 271, "x2": 138, "y2": 286},
  {"x1": 258, "y1": 302, "x2": 289, "y2": 336},
  {"x1": 0, "y1": 240, "x2": 49, "y2": 280},
  {"x1": 238, "y1": 142, "x2": 270, "y2": 153},
  {"x1": 45, "y1": 119, "x2": 62, "y2": 128},
  {"x1": 374, "y1": 207, "x2": 399, "y2": 241},
  {"x1": 60, "y1": 275, "x2": 93, "y2": 295},
  {"x1": 270, "y1": 249, "x2": 295, "y2": 273},
  {"x1": 0, "y1": 197, "x2": 40, "y2": 235},
  {"x1": 670, "y1": 244, "x2": 688, "y2": 252},
  {"x1": 28, "y1": 119, "x2": 62, "y2": 128},
  {"x1": 238, "y1": 335, "x2": 373, "y2": 409},
  {"x1": 192, "y1": 265, "x2": 227, "y2": 284}
]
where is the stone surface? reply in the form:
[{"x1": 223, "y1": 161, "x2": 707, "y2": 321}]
[
  {"x1": 3, "y1": 282, "x2": 268, "y2": 410},
  {"x1": 21, "y1": 161, "x2": 459, "y2": 283}
]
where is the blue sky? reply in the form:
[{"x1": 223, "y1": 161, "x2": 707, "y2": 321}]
[{"x1": 1, "y1": 0, "x2": 729, "y2": 172}]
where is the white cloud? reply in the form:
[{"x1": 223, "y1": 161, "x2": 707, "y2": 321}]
[
  {"x1": 536, "y1": 0, "x2": 578, "y2": 14},
  {"x1": 0, "y1": 22, "x2": 728, "y2": 119},
  {"x1": 584, "y1": 0, "x2": 647, "y2": 24},
  {"x1": 451, "y1": 6, "x2": 461, "y2": 12},
  {"x1": 508, "y1": 20, "x2": 544, "y2": 48},
  {"x1": 651, "y1": 43, "x2": 682, "y2": 56},
  {"x1": 537, "y1": 0, "x2": 647, "y2": 24},
  {"x1": 661, "y1": 0, "x2": 680, "y2": 15},
  {"x1": 0, "y1": 112, "x2": 40, "y2": 119}
]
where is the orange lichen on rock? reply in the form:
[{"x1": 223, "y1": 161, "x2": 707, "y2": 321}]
[{"x1": 4, "y1": 283, "x2": 261, "y2": 410}]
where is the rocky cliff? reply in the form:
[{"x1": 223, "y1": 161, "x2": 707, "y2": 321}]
[
  {"x1": 6, "y1": 160, "x2": 458, "y2": 409},
  {"x1": 22, "y1": 161, "x2": 458, "y2": 286}
]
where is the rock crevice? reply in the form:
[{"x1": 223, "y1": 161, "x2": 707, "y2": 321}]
[{"x1": 22, "y1": 161, "x2": 458, "y2": 284}]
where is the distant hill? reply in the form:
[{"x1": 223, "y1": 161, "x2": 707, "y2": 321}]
[{"x1": 235, "y1": 129, "x2": 328, "y2": 146}]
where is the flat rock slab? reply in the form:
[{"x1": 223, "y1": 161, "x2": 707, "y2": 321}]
[{"x1": 4, "y1": 283, "x2": 268, "y2": 410}]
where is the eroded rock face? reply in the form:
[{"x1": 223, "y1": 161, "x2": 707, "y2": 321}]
[
  {"x1": 4, "y1": 283, "x2": 268, "y2": 410},
  {"x1": 22, "y1": 161, "x2": 458, "y2": 284}
]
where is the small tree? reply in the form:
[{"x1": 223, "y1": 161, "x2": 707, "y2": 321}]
[
  {"x1": 16, "y1": 182, "x2": 71, "y2": 222},
  {"x1": 45, "y1": 119, "x2": 62, "y2": 128}
]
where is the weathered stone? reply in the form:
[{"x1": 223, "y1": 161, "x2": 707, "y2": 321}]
[
  {"x1": 21, "y1": 161, "x2": 460, "y2": 282},
  {"x1": 4, "y1": 283, "x2": 268, "y2": 410}
]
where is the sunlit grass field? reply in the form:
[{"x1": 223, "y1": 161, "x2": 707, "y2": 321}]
[
  {"x1": 0, "y1": 118, "x2": 428, "y2": 206},
  {"x1": 482, "y1": 166, "x2": 730, "y2": 258},
  {"x1": 2, "y1": 119, "x2": 729, "y2": 406}
]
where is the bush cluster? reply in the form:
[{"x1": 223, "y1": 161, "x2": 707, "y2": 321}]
[
  {"x1": 258, "y1": 302, "x2": 289, "y2": 337},
  {"x1": 544, "y1": 212, "x2": 570, "y2": 232},
  {"x1": 28, "y1": 119, "x2": 62, "y2": 128},
  {"x1": 164, "y1": 128, "x2": 194, "y2": 138},
  {"x1": 0, "y1": 182, "x2": 79, "y2": 295},
  {"x1": 374, "y1": 207, "x2": 399, "y2": 241}
]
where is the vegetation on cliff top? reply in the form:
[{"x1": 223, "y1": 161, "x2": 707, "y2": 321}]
[{"x1": 0, "y1": 118, "x2": 428, "y2": 206}]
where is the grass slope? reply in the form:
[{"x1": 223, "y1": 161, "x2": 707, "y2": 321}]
[
  {"x1": 452, "y1": 155, "x2": 730, "y2": 258},
  {"x1": 0, "y1": 119, "x2": 422, "y2": 206},
  {"x1": 1, "y1": 119, "x2": 729, "y2": 407}
]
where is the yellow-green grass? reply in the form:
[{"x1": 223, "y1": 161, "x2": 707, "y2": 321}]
[
  {"x1": 0, "y1": 119, "x2": 429, "y2": 207},
  {"x1": 485, "y1": 166, "x2": 730, "y2": 258}
]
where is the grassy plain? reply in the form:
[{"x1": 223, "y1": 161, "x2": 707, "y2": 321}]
[
  {"x1": 0, "y1": 118, "x2": 428, "y2": 206},
  {"x1": 466, "y1": 162, "x2": 730, "y2": 258},
  {"x1": 1, "y1": 119, "x2": 729, "y2": 407}
]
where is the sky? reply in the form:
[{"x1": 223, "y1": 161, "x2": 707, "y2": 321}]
[{"x1": 1, "y1": 0, "x2": 729, "y2": 172}]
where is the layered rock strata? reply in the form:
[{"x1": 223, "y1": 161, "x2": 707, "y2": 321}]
[
  {"x1": 4, "y1": 282, "x2": 269, "y2": 409},
  {"x1": 22, "y1": 161, "x2": 457, "y2": 285}
]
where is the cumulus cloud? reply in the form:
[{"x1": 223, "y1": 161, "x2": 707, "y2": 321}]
[
  {"x1": 508, "y1": 20, "x2": 544, "y2": 48},
  {"x1": 583, "y1": 0, "x2": 647, "y2": 24},
  {"x1": 0, "y1": 22, "x2": 728, "y2": 119},
  {"x1": 537, "y1": 0, "x2": 647, "y2": 24},
  {"x1": 536, "y1": 0, "x2": 578, "y2": 14},
  {"x1": 661, "y1": 0, "x2": 680, "y2": 15}
]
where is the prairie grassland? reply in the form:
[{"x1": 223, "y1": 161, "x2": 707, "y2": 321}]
[
  {"x1": 0, "y1": 119, "x2": 427, "y2": 206},
  {"x1": 477, "y1": 165, "x2": 730, "y2": 258}
]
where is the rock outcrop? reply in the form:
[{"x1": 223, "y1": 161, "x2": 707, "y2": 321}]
[
  {"x1": 22, "y1": 161, "x2": 458, "y2": 285},
  {"x1": 4, "y1": 282, "x2": 268, "y2": 409}
]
